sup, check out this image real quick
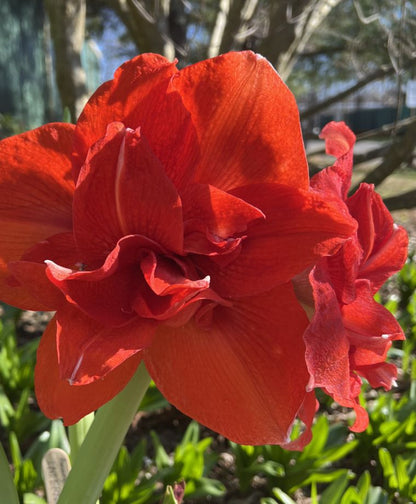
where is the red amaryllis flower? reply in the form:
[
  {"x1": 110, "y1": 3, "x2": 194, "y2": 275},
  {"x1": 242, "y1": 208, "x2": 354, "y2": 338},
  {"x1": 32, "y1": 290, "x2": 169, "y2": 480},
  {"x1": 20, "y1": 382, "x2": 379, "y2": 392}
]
[
  {"x1": 0, "y1": 53, "x2": 356, "y2": 447},
  {"x1": 293, "y1": 122, "x2": 408, "y2": 431}
]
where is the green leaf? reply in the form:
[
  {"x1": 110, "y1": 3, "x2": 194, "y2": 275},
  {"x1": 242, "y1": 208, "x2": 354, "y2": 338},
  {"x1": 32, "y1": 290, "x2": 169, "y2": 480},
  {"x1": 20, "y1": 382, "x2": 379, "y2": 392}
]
[
  {"x1": 319, "y1": 472, "x2": 350, "y2": 504},
  {"x1": 138, "y1": 382, "x2": 169, "y2": 412},
  {"x1": 9, "y1": 431, "x2": 22, "y2": 468},
  {"x1": 356, "y1": 471, "x2": 371, "y2": 498},
  {"x1": 0, "y1": 443, "x2": 19, "y2": 504},
  {"x1": 365, "y1": 486, "x2": 389, "y2": 504},
  {"x1": 299, "y1": 416, "x2": 329, "y2": 459},
  {"x1": 188, "y1": 477, "x2": 226, "y2": 498},
  {"x1": 69, "y1": 412, "x2": 94, "y2": 463},
  {"x1": 395, "y1": 455, "x2": 410, "y2": 492},
  {"x1": 378, "y1": 448, "x2": 397, "y2": 488},
  {"x1": 272, "y1": 487, "x2": 297, "y2": 504},
  {"x1": 23, "y1": 493, "x2": 47, "y2": 504},
  {"x1": 151, "y1": 431, "x2": 171, "y2": 470},
  {"x1": 0, "y1": 387, "x2": 14, "y2": 427},
  {"x1": 340, "y1": 487, "x2": 362, "y2": 504},
  {"x1": 161, "y1": 485, "x2": 179, "y2": 504}
]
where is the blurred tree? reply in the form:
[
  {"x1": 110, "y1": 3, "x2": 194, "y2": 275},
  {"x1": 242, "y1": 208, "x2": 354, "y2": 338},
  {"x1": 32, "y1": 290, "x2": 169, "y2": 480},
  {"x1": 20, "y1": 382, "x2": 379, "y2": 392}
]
[
  {"x1": 43, "y1": 0, "x2": 416, "y2": 209},
  {"x1": 0, "y1": 0, "x2": 56, "y2": 130},
  {"x1": 44, "y1": 0, "x2": 89, "y2": 121}
]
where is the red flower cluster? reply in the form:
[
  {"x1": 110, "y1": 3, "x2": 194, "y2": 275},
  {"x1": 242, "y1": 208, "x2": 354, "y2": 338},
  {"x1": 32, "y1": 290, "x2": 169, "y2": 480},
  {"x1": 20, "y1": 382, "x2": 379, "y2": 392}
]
[
  {"x1": 0, "y1": 52, "x2": 406, "y2": 447},
  {"x1": 293, "y1": 122, "x2": 408, "y2": 431}
]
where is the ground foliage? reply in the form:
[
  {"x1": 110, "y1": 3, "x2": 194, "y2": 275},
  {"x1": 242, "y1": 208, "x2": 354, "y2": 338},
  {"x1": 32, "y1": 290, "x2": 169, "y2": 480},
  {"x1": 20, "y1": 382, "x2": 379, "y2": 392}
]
[{"x1": 0, "y1": 252, "x2": 415, "y2": 503}]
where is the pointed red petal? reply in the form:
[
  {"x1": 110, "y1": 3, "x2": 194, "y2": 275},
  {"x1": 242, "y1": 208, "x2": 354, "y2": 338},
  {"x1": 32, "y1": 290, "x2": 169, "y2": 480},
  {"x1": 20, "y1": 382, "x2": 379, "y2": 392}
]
[
  {"x1": 182, "y1": 183, "x2": 264, "y2": 255},
  {"x1": 145, "y1": 283, "x2": 311, "y2": 446},
  {"x1": 172, "y1": 51, "x2": 308, "y2": 191},
  {"x1": 343, "y1": 280, "x2": 404, "y2": 344},
  {"x1": 73, "y1": 54, "x2": 198, "y2": 190},
  {"x1": 54, "y1": 305, "x2": 155, "y2": 385},
  {"x1": 347, "y1": 184, "x2": 408, "y2": 290},
  {"x1": 194, "y1": 183, "x2": 356, "y2": 298},
  {"x1": 35, "y1": 317, "x2": 143, "y2": 425},
  {"x1": 45, "y1": 235, "x2": 156, "y2": 326},
  {"x1": 5, "y1": 232, "x2": 81, "y2": 310},
  {"x1": 0, "y1": 123, "x2": 74, "y2": 308},
  {"x1": 322, "y1": 236, "x2": 362, "y2": 304},
  {"x1": 314, "y1": 121, "x2": 356, "y2": 200},
  {"x1": 304, "y1": 266, "x2": 351, "y2": 397},
  {"x1": 303, "y1": 267, "x2": 371, "y2": 431},
  {"x1": 73, "y1": 123, "x2": 183, "y2": 262}
]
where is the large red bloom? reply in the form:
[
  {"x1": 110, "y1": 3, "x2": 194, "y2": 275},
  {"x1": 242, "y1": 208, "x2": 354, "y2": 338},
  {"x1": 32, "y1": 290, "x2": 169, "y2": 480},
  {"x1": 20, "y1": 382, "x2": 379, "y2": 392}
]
[
  {"x1": 0, "y1": 53, "x2": 356, "y2": 446},
  {"x1": 293, "y1": 122, "x2": 408, "y2": 431}
]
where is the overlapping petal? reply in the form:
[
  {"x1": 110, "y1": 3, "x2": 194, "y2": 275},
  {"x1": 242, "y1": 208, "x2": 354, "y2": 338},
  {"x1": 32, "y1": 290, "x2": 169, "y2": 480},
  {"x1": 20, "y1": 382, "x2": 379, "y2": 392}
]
[
  {"x1": 303, "y1": 267, "x2": 351, "y2": 397},
  {"x1": 348, "y1": 184, "x2": 409, "y2": 290},
  {"x1": 172, "y1": 51, "x2": 309, "y2": 191},
  {"x1": 144, "y1": 283, "x2": 311, "y2": 446},
  {"x1": 313, "y1": 121, "x2": 355, "y2": 200},
  {"x1": 182, "y1": 183, "x2": 265, "y2": 256},
  {"x1": 54, "y1": 305, "x2": 154, "y2": 386},
  {"x1": 74, "y1": 122, "x2": 183, "y2": 263},
  {"x1": 0, "y1": 123, "x2": 74, "y2": 309},
  {"x1": 35, "y1": 317, "x2": 143, "y2": 425},
  {"x1": 194, "y1": 183, "x2": 356, "y2": 298},
  {"x1": 73, "y1": 54, "x2": 198, "y2": 191}
]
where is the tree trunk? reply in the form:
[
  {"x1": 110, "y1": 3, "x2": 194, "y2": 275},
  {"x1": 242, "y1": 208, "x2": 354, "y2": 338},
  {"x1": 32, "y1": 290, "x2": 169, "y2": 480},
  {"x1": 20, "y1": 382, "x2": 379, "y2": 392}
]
[
  {"x1": 257, "y1": 0, "x2": 341, "y2": 79},
  {"x1": 44, "y1": 0, "x2": 89, "y2": 121},
  {"x1": 105, "y1": 0, "x2": 174, "y2": 60}
]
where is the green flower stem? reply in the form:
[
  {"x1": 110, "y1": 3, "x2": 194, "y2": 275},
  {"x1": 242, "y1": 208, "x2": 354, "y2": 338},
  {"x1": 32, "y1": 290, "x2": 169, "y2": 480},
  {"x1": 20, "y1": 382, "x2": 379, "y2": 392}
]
[
  {"x1": 68, "y1": 412, "x2": 95, "y2": 464},
  {"x1": 57, "y1": 362, "x2": 151, "y2": 504},
  {"x1": 0, "y1": 443, "x2": 19, "y2": 504}
]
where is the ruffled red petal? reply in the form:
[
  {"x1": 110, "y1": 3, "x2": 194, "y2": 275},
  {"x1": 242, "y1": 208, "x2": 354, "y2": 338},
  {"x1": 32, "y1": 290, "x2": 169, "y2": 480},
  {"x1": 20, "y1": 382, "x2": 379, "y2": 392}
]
[
  {"x1": 316, "y1": 121, "x2": 356, "y2": 200},
  {"x1": 347, "y1": 184, "x2": 408, "y2": 290},
  {"x1": 182, "y1": 183, "x2": 264, "y2": 255},
  {"x1": 35, "y1": 317, "x2": 143, "y2": 425},
  {"x1": 194, "y1": 183, "x2": 356, "y2": 298},
  {"x1": 73, "y1": 123, "x2": 183, "y2": 264},
  {"x1": 54, "y1": 305, "x2": 155, "y2": 385},
  {"x1": 303, "y1": 267, "x2": 351, "y2": 397}
]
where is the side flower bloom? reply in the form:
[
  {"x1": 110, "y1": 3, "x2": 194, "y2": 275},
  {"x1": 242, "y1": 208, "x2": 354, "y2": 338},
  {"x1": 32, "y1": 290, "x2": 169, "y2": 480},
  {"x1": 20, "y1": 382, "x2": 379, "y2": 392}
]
[
  {"x1": 293, "y1": 122, "x2": 408, "y2": 431},
  {"x1": 0, "y1": 53, "x2": 356, "y2": 447}
]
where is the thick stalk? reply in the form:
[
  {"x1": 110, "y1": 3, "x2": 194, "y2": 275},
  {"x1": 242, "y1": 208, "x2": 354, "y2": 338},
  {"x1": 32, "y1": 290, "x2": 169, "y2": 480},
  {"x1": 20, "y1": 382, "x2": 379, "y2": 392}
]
[
  {"x1": 57, "y1": 362, "x2": 151, "y2": 504},
  {"x1": 68, "y1": 411, "x2": 94, "y2": 463}
]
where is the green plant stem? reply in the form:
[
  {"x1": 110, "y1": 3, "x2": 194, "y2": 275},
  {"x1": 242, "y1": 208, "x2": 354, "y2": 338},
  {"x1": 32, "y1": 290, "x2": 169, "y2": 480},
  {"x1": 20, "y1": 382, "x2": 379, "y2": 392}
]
[
  {"x1": 57, "y1": 362, "x2": 151, "y2": 504},
  {"x1": 0, "y1": 443, "x2": 19, "y2": 504},
  {"x1": 68, "y1": 412, "x2": 95, "y2": 464}
]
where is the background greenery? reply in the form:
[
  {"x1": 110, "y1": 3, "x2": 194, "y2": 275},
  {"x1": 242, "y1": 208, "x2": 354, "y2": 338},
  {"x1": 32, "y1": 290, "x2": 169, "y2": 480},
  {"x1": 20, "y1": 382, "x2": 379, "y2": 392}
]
[{"x1": 0, "y1": 250, "x2": 415, "y2": 503}]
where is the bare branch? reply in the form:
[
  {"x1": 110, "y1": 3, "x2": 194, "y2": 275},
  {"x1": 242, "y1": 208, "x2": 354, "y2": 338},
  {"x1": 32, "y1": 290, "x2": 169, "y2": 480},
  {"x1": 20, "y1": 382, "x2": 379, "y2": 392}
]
[
  {"x1": 351, "y1": 118, "x2": 416, "y2": 192},
  {"x1": 208, "y1": 0, "x2": 259, "y2": 57},
  {"x1": 301, "y1": 64, "x2": 395, "y2": 119},
  {"x1": 384, "y1": 189, "x2": 416, "y2": 211},
  {"x1": 208, "y1": 0, "x2": 232, "y2": 58}
]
